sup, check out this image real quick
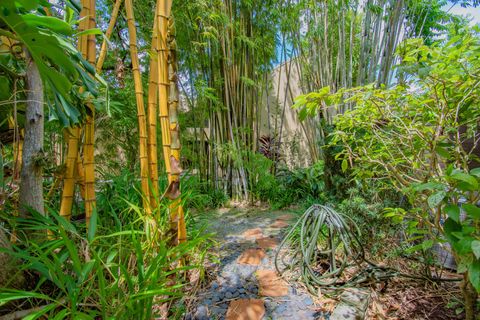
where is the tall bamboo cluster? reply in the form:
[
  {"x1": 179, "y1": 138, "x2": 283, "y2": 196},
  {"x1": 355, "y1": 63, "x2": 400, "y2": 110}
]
[
  {"x1": 270, "y1": 0, "x2": 432, "y2": 164},
  {"x1": 174, "y1": 0, "x2": 277, "y2": 200},
  {"x1": 60, "y1": 0, "x2": 121, "y2": 225},
  {"x1": 172, "y1": 0, "x2": 437, "y2": 198},
  {"x1": 121, "y1": 0, "x2": 185, "y2": 243},
  {"x1": 59, "y1": 0, "x2": 96, "y2": 222},
  {"x1": 124, "y1": 0, "x2": 151, "y2": 214}
]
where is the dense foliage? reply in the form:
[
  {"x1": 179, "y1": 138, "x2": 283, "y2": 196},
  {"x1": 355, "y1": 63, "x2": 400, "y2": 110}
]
[
  {"x1": 1, "y1": 0, "x2": 480, "y2": 318},
  {"x1": 295, "y1": 26, "x2": 480, "y2": 317}
]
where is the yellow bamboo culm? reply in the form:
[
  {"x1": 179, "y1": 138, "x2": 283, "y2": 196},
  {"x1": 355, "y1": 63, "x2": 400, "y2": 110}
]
[
  {"x1": 83, "y1": 0, "x2": 97, "y2": 227},
  {"x1": 146, "y1": 0, "x2": 161, "y2": 209},
  {"x1": 97, "y1": 0, "x2": 122, "y2": 73},
  {"x1": 125, "y1": 0, "x2": 152, "y2": 215},
  {"x1": 59, "y1": 0, "x2": 90, "y2": 220},
  {"x1": 158, "y1": 0, "x2": 172, "y2": 180},
  {"x1": 60, "y1": 0, "x2": 120, "y2": 224},
  {"x1": 59, "y1": 127, "x2": 81, "y2": 219},
  {"x1": 167, "y1": 19, "x2": 186, "y2": 244}
]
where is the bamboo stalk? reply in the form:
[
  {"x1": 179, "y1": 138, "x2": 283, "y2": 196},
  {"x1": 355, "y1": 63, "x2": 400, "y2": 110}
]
[
  {"x1": 59, "y1": 0, "x2": 90, "y2": 221},
  {"x1": 83, "y1": 0, "x2": 97, "y2": 227},
  {"x1": 124, "y1": 0, "x2": 152, "y2": 214},
  {"x1": 167, "y1": 21, "x2": 186, "y2": 244},
  {"x1": 158, "y1": 0, "x2": 172, "y2": 179},
  {"x1": 59, "y1": 127, "x2": 80, "y2": 220},
  {"x1": 147, "y1": 0, "x2": 161, "y2": 208},
  {"x1": 96, "y1": 0, "x2": 122, "y2": 73}
]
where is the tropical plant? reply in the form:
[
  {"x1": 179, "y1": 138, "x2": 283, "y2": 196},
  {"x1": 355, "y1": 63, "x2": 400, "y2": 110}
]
[
  {"x1": 295, "y1": 27, "x2": 480, "y2": 318},
  {"x1": 0, "y1": 204, "x2": 211, "y2": 319}
]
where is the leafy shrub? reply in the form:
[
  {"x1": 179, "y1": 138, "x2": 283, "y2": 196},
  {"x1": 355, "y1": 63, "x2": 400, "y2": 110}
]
[
  {"x1": 337, "y1": 184, "x2": 399, "y2": 249},
  {"x1": 244, "y1": 152, "x2": 278, "y2": 202},
  {"x1": 0, "y1": 202, "x2": 212, "y2": 319},
  {"x1": 294, "y1": 27, "x2": 480, "y2": 317},
  {"x1": 182, "y1": 175, "x2": 228, "y2": 209},
  {"x1": 277, "y1": 160, "x2": 326, "y2": 200}
]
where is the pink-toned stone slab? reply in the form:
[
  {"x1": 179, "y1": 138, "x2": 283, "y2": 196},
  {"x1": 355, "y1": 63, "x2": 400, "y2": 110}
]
[
  {"x1": 256, "y1": 237, "x2": 278, "y2": 249},
  {"x1": 226, "y1": 299, "x2": 265, "y2": 320},
  {"x1": 270, "y1": 219, "x2": 289, "y2": 228},
  {"x1": 277, "y1": 214, "x2": 294, "y2": 221},
  {"x1": 256, "y1": 270, "x2": 289, "y2": 297},
  {"x1": 237, "y1": 248, "x2": 266, "y2": 265},
  {"x1": 242, "y1": 228, "x2": 263, "y2": 239}
]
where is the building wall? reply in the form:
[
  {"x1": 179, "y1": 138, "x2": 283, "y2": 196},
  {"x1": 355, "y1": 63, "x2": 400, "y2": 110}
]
[{"x1": 260, "y1": 60, "x2": 311, "y2": 169}]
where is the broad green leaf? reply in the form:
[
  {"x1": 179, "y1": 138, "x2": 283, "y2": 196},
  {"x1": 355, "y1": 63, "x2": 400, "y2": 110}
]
[
  {"x1": 445, "y1": 205, "x2": 460, "y2": 222},
  {"x1": 470, "y1": 168, "x2": 480, "y2": 178},
  {"x1": 463, "y1": 204, "x2": 480, "y2": 220},
  {"x1": 435, "y1": 145, "x2": 451, "y2": 159},
  {"x1": 16, "y1": 0, "x2": 39, "y2": 10},
  {"x1": 472, "y1": 240, "x2": 480, "y2": 259},
  {"x1": 341, "y1": 159, "x2": 348, "y2": 172},
  {"x1": 57, "y1": 227, "x2": 82, "y2": 276},
  {"x1": 450, "y1": 172, "x2": 478, "y2": 190},
  {"x1": 79, "y1": 260, "x2": 96, "y2": 283},
  {"x1": 444, "y1": 218, "x2": 462, "y2": 244},
  {"x1": 468, "y1": 260, "x2": 480, "y2": 292},
  {"x1": 427, "y1": 191, "x2": 446, "y2": 208},
  {"x1": 51, "y1": 309, "x2": 69, "y2": 320},
  {"x1": 66, "y1": 0, "x2": 82, "y2": 13},
  {"x1": 405, "y1": 243, "x2": 424, "y2": 253},
  {"x1": 75, "y1": 28, "x2": 102, "y2": 37},
  {"x1": 422, "y1": 239, "x2": 434, "y2": 251},
  {"x1": 454, "y1": 237, "x2": 474, "y2": 255},
  {"x1": 23, "y1": 303, "x2": 59, "y2": 320},
  {"x1": 0, "y1": 290, "x2": 52, "y2": 306},
  {"x1": 23, "y1": 14, "x2": 72, "y2": 34},
  {"x1": 413, "y1": 182, "x2": 444, "y2": 192}
]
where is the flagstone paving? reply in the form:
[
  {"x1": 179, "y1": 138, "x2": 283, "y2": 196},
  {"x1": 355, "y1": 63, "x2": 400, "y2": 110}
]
[
  {"x1": 255, "y1": 237, "x2": 278, "y2": 250},
  {"x1": 242, "y1": 228, "x2": 264, "y2": 239},
  {"x1": 225, "y1": 299, "x2": 265, "y2": 320},
  {"x1": 187, "y1": 209, "x2": 317, "y2": 320},
  {"x1": 256, "y1": 270, "x2": 289, "y2": 297},
  {"x1": 270, "y1": 219, "x2": 289, "y2": 229},
  {"x1": 237, "y1": 249, "x2": 267, "y2": 266}
]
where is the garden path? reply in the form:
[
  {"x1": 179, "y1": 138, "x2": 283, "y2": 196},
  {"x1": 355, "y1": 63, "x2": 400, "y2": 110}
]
[{"x1": 187, "y1": 208, "x2": 319, "y2": 320}]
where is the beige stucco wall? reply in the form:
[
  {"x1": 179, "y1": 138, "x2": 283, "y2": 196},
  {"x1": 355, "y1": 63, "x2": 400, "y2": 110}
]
[{"x1": 260, "y1": 60, "x2": 311, "y2": 169}]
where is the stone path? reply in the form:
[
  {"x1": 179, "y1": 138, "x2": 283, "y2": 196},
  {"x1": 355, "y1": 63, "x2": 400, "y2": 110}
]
[{"x1": 187, "y1": 209, "x2": 317, "y2": 320}]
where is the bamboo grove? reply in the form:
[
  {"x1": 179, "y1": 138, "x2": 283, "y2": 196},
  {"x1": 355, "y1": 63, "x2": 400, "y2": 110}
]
[
  {"x1": 172, "y1": 0, "x2": 451, "y2": 199},
  {"x1": 55, "y1": 0, "x2": 186, "y2": 243}
]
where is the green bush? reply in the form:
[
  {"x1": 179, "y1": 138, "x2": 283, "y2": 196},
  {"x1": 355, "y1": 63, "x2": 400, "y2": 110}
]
[
  {"x1": 182, "y1": 175, "x2": 228, "y2": 209},
  {"x1": 294, "y1": 27, "x2": 480, "y2": 317}
]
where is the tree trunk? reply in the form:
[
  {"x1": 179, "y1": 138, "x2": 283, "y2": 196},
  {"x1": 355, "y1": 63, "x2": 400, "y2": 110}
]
[{"x1": 19, "y1": 50, "x2": 44, "y2": 217}]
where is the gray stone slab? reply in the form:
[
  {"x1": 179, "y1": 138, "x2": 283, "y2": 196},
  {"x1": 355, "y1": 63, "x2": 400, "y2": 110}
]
[{"x1": 330, "y1": 303, "x2": 359, "y2": 320}]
